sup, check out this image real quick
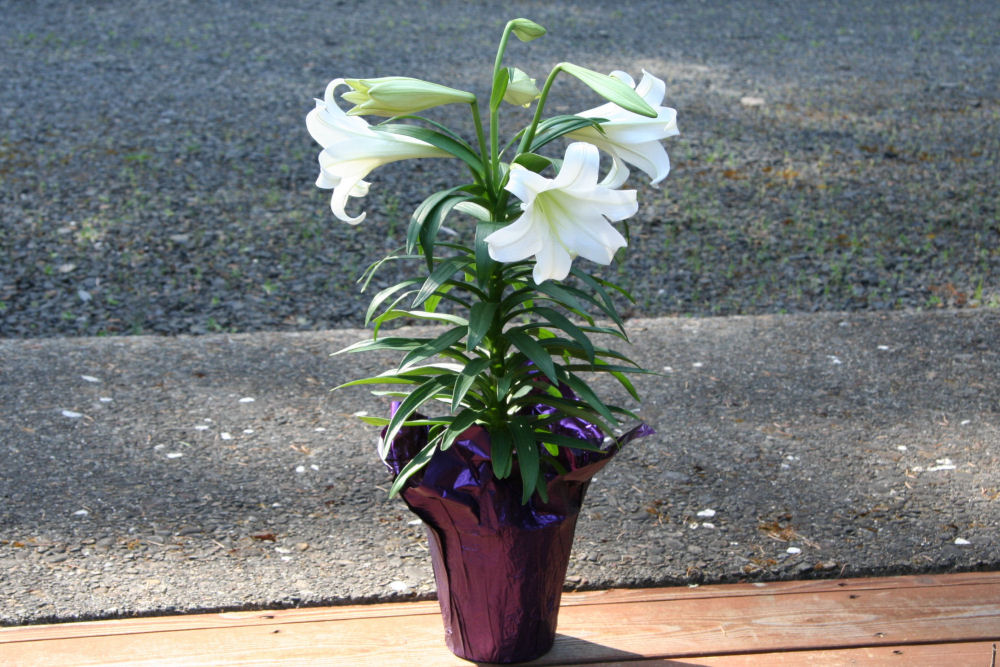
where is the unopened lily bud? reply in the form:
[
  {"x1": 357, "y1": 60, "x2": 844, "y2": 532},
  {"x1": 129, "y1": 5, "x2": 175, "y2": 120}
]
[
  {"x1": 342, "y1": 76, "x2": 475, "y2": 117},
  {"x1": 502, "y1": 68, "x2": 540, "y2": 108},
  {"x1": 509, "y1": 18, "x2": 546, "y2": 42}
]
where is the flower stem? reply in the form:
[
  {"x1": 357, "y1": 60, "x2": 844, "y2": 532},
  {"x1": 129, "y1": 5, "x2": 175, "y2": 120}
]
[{"x1": 517, "y1": 63, "x2": 563, "y2": 155}]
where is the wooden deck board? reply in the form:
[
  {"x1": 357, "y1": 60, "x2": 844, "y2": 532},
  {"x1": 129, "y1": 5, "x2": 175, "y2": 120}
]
[{"x1": 2, "y1": 573, "x2": 998, "y2": 665}]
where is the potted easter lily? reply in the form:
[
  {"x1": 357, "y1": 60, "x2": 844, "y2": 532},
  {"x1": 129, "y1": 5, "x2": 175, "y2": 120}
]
[{"x1": 307, "y1": 18, "x2": 677, "y2": 663}]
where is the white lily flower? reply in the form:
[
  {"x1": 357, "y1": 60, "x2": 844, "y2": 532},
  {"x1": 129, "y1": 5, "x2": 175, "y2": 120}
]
[
  {"x1": 486, "y1": 142, "x2": 637, "y2": 284},
  {"x1": 567, "y1": 70, "x2": 679, "y2": 185},
  {"x1": 306, "y1": 79, "x2": 451, "y2": 224}
]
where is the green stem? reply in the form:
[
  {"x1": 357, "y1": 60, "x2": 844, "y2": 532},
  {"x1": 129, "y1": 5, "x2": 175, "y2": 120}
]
[
  {"x1": 517, "y1": 63, "x2": 563, "y2": 155},
  {"x1": 469, "y1": 100, "x2": 491, "y2": 196}
]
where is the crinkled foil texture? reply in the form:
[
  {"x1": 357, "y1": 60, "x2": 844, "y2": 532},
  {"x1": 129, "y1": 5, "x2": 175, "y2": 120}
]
[{"x1": 383, "y1": 407, "x2": 653, "y2": 663}]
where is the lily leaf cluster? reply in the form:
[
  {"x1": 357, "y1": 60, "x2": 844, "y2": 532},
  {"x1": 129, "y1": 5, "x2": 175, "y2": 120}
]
[{"x1": 307, "y1": 18, "x2": 678, "y2": 503}]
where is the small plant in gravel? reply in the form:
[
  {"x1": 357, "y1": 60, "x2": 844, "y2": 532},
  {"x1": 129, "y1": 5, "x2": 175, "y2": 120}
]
[{"x1": 306, "y1": 18, "x2": 678, "y2": 501}]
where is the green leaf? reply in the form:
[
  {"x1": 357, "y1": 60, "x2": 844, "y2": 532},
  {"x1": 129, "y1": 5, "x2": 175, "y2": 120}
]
[
  {"x1": 511, "y1": 152, "x2": 552, "y2": 173},
  {"x1": 558, "y1": 63, "x2": 657, "y2": 117},
  {"x1": 332, "y1": 336, "x2": 423, "y2": 357},
  {"x1": 413, "y1": 256, "x2": 474, "y2": 308},
  {"x1": 511, "y1": 421, "x2": 539, "y2": 504},
  {"x1": 475, "y1": 221, "x2": 504, "y2": 288},
  {"x1": 375, "y1": 309, "x2": 469, "y2": 328},
  {"x1": 466, "y1": 301, "x2": 497, "y2": 351},
  {"x1": 365, "y1": 279, "x2": 420, "y2": 325},
  {"x1": 380, "y1": 375, "x2": 455, "y2": 459},
  {"x1": 452, "y1": 357, "x2": 490, "y2": 412},
  {"x1": 388, "y1": 440, "x2": 437, "y2": 498},
  {"x1": 454, "y1": 200, "x2": 492, "y2": 222},
  {"x1": 507, "y1": 330, "x2": 558, "y2": 385},
  {"x1": 526, "y1": 306, "x2": 594, "y2": 362},
  {"x1": 399, "y1": 326, "x2": 467, "y2": 368},
  {"x1": 440, "y1": 409, "x2": 479, "y2": 450},
  {"x1": 407, "y1": 188, "x2": 468, "y2": 256},
  {"x1": 490, "y1": 426, "x2": 514, "y2": 479},
  {"x1": 375, "y1": 124, "x2": 485, "y2": 179},
  {"x1": 490, "y1": 67, "x2": 510, "y2": 110},
  {"x1": 555, "y1": 367, "x2": 617, "y2": 425},
  {"x1": 528, "y1": 115, "x2": 605, "y2": 152}
]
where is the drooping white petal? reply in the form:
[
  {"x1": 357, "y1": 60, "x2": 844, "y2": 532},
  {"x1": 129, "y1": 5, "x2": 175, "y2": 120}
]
[
  {"x1": 306, "y1": 79, "x2": 452, "y2": 223},
  {"x1": 567, "y1": 70, "x2": 678, "y2": 185},
  {"x1": 486, "y1": 142, "x2": 636, "y2": 283}
]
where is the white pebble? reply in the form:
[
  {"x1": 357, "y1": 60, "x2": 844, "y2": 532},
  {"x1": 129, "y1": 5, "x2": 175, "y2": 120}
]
[
  {"x1": 61, "y1": 410, "x2": 83, "y2": 419},
  {"x1": 877, "y1": 345, "x2": 890, "y2": 351},
  {"x1": 194, "y1": 424, "x2": 209, "y2": 431},
  {"x1": 99, "y1": 397, "x2": 113, "y2": 403},
  {"x1": 166, "y1": 452, "x2": 183, "y2": 459},
  {"x1": 352, "y1": 411, "x2": 368, "y2": 417},
  {"x1": 896, "y1": 445, "x2": 908, "y2": 452},
  {"x1": 696, "y1": 509, "x2": 716, "y2": 518},
  {"x1": 243, "y1": 429, "x2": 254, "y2": 434},
  {"x1": 275, "y1": 547, "x2": 292, "y2": 554},
  {"x1": 238, "y1": 397, "x2": 255, "y2": 403},
  {"x1": 960, "y1": 419, "x2": 971, "y2": 426},
  {"x1": 662, "y1": 366, "x2": 674, "y2": 373},
  {"x1": 927, "y1": 458, "x2": 956, "y2": 472},
  {"x1": 314, "y1": 427, "x2": 327, "y2": 432},
  {"x1": 220, "y1": 432, "x2": 232, "y2": 440},
  {"x1": 827, "y1": 355, "x2": 842, "y2": 365},
  {"x1": 787, "y1": 546, "x2": 802, "y2": 554},
  {"x1": 692, "y1": 362, "x2": 704, "y2": 368},
  {"x1": 389, "y1": 581, "x2": 410, "y2": 592},
  {"x1": 407, "y1": 519, "x2": 422, "y2": 526},
  {"x1": 80, "y1": 375, "x2": 100, "y2": 383},
  {"x1": 954, "y1": 538, "x2": 970, "y2": 546},
  {"x1": 280, "y1": 556, "x2": 293, "y2": 562},
  {"x1": 740, "y1": 96, "x2": 765, "y2": 107},
  {"x1": 310, "y1": 464, "x2": 319, "y2": 471},
  {"x1": 701, "y1": 522, "x2": 716, "y2": 529},
  {"x1": 295, "y1": 466, "x2": 306, "y2": 474},
  {"x1": 73, "y1": 509, "x2": 89, "y2": 516}
]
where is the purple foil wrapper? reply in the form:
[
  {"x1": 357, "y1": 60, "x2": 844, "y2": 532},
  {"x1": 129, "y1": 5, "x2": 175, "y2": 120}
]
[{"x1": 383, "y1": 406, "x2": 653, "y2": 663}]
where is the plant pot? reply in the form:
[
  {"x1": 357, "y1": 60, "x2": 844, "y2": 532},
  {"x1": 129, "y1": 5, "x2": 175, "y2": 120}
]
[{"x1": 384, "y1": 416, "x2": 652, "y2": 663}]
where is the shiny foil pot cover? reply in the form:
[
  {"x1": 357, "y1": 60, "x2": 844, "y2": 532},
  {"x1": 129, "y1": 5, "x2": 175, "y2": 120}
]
[{"x1": 384, "y1": 407, "x2": 652, "y2": 663}]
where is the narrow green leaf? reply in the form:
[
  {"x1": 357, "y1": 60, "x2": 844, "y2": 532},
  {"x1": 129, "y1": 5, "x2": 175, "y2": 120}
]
[
  {"x1": 454, "y1": 200, "x2": 492, "y2": 222},
  {"x1": 527, "y1": 306, "x2": 594, "y2": 362},
  {"x1": 376, "y1": 309, "x2": 469, "y2": 328},
  {"x1": 507, "y1": 330, "x2": 558, "y2": 385},
  {"x1": 418, "y1": 193, "x2": 474, "y2": 267},
  {"x1": 388, "y1": 440, "x2": 437, "y2": 498},
  {"x1": 511, "y1": 421, "x2": 539, "y2": 504},
  {"x1": 399, "y1": 326, "x2": 467, "y2": 368},
  {"x1": 511, "y1": 152, "x2": 552, "y2": 173},
  {"x1": 559, "y1": 63, "x2": 657, "y2": 117},
  {"x1": 491, "y1": 426, "x2": 514, "y2": 479},
  {"x1": 467, "y1": 301, "x2": 497, "y2": 351},
  {"x1": 381, "y1": 375, "x2": 455, "y2": 460},
  {"x1": 375, "y1": 124, "x2": 485, "y2": 179},
  {"x1": 452, "y1": 357, "x2": 490, "y2": 412},
  {"x1": 332, "y1": 336, "x2": 422, "y2": 357},
  {"x1": 365, "y1": 279, "x2": 420, "y2": 325},
  {"x1": 413, "y1": 256, "x2": 474, "y2": 308},
  {"x1": 440, "y1": 409, "x2": 479, "y2": 451},
  {"x1": 490, "y1": 67, "x2": 510, "y2": 110},
  {"x1": 555, "y1": 368, "x2": 617, "y2": 425},
  {"x1": 528, "y1": 115, "x2": 605, "y2": 151},
  {"x1": 475, "y1": 221, "x2": 504, "y2": 288}
]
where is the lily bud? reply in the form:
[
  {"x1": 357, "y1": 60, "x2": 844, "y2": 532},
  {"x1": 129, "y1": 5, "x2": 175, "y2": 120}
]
[
  {"x1": 342, "y1": 76, "x2": 475, "y2": 117},
  {"x1": 502, "y1": 68, "x2": 541, "y2": 108},
  {"x1": 509, "y1": 18, "x2": 546, "y2": 42}
]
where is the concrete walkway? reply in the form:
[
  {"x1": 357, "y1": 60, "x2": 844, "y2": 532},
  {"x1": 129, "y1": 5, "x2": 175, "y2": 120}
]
[{"x1": 1, "y1": 309, "x2": 998, "y2": 625}]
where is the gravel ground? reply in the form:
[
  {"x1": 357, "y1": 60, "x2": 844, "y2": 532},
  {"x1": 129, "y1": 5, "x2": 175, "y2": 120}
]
[
  {"x1": 1, "y1": 0, "x2": 998, "y2": 337},
  {"x1": 1, "y1": 310, "x2": 998, "y2": 626}
]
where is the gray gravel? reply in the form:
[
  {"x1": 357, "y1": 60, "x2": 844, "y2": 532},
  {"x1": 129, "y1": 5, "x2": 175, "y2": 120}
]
[
  {"x1": 1, "y1": 0, "x2": 998, "y2": 337},
  {"x1": 1, "y1": 310, "x2": 999, "y2": 625}
]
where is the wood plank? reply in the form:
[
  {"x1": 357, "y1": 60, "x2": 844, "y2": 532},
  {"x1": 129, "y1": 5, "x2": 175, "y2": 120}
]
[
  {"x1": 557, "y1": 642, "x2": 1000, "y2": 666},
  {"x1": 5, "y1": 572, "x2": 998, "y2": 644},
  {"x1": 2, "y1": 573, "x2": 998, "y2": 666}
]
